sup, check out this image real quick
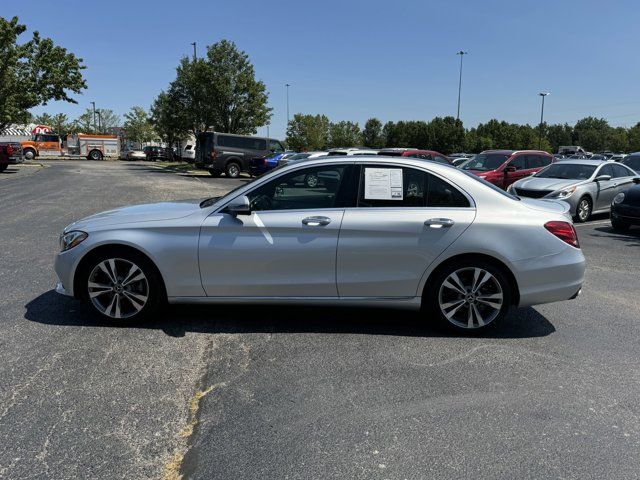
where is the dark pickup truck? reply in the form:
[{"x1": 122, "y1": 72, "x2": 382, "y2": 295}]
[{"x1": 0, "y1": 142, "x2": 24, "y2": 172}]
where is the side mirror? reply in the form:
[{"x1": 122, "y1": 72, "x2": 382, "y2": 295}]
[
  {"x1": 226, "y1": 195, "x2": 251, "y2": 216},
  {"x1": 504, "y1": 165, "x2": 516, "y2": 173},
  {"x1": 595, "y1": 174, "x2": 612, "y2": 182},
  {"x1": 633, "y1": 177, "x2": 640, "y2": 184}
]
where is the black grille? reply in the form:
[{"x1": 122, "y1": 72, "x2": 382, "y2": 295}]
[{"x1": 514, "y1": 188, "x2": 552, "y2": 199}]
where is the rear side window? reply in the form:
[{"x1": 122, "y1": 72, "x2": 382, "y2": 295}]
[
  {"x1": 510, "y1": 155, "x2": 527, "y2": 170},
  {"x1": 217, "y1": 135, "x2": 267, "y2": 151},
  {"x1": 357, "y1": 166, "x2": 469, "y2": 208},
  {"x1": 612, "y1": 164, "x2": 632, "y2": 178}
]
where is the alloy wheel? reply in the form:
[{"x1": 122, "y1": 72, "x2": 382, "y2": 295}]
[
  {"x1": 577, "y1": 199, "x2": 591, "y2": 222},
  {"x1": 87, "y1": 258, "x2": 149, "y2": 319},
  {"x1": 305, "y1": 173, "x2": 319, "y2": 188},
  {"x1": 227, "y1": 164, "x2": 240, "y2": 177},
  {"x1": 438, "y1": 267, "x2": 504, "y2": 329}
]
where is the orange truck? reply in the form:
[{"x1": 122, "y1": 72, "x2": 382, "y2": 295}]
[{"x1": 21, "y1": 128, "x2": 120, "y2": 161}]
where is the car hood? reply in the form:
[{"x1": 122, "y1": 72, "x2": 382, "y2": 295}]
[
  {"x1": 513, "y1": 176, "x2": 583, "y2": 191},
  {"x1": 65, "y1": 200, "x2": 202, "y2": 231}
]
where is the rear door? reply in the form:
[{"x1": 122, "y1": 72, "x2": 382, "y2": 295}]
[{"x1": 337, "y1": 164, "x2": 476, "y2": 298}]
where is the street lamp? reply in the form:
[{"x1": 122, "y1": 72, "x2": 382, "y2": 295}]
[
  {"x1": 538, "y1": 92, "x2": 550, "y2": 149},
  {"x1": 96, "y1": 111, "x2": 102, "y2": 134},
  {"x1": 191, "y1": 42, "x2": 197, "y2": 61},
  {"x1": 456, "y1": 51, "x2": 468, "y2": 122},
  {"x1": 285, "y1": 83, "x2": 291, "y2": 127}
]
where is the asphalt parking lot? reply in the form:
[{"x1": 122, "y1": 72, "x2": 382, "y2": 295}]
[{"x1": 1, "y1": 160, "x2": 639, "y2": 480}]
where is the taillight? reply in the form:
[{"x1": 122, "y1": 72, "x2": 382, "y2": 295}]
[
  {"x1": 544, "y1": 221, "x2": 580, "y2": 248},
  {"x1": 6, "y1": 145, "x2": 13, "y2": 155},
  {"x1": 210, "y1": 150, "x2": 217, "y2": 160}
]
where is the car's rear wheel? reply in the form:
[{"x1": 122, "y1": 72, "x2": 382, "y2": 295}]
[
  {"x1": 225, "y1": 162, "x2": 241, "y2": 178},
  {"x1": 89, "y1": 150, "x2": 103, "y2": 161},
  {"x1": 80, "y1": 250, "x2": 164, "y2": 322},
  {"x1": 575, "y1": 196, "x2": 592, "y2": 223},
  {"x1": 426, "y1": 260, "x2": 511, "y2": 333}
]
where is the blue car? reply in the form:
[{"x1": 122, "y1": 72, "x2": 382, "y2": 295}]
[{"x1": 249, "y1": 151, "x2": 296, "y2": 176}]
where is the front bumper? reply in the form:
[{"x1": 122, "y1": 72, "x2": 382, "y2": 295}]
[{"x1": 611, "y1": 204, "x2": 640, "y2": 225}]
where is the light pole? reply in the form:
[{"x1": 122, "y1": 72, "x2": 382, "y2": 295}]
[
  {"x1": 191, "y1": 42, "x2": 197, "y2": 61},
  {"x1": 90, "y1": 101, "x2": 97, "y2": 133},
  {"x1": 96, "y1": 111, "x2": 102, "y2": 134},
  {"x1": 456, "y1": 51, "x2": 468, "y2": 122},
  {"x1": 285, "y1": 83, "x2": 291, "y2": 127},
  {"x1": 538, "y1": 92, "x2": 550, "y2": 149}
]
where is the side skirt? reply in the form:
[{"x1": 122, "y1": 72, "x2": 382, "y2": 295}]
[{"x1": 167, "y1": 296, "x2": 422, "y2": 310}]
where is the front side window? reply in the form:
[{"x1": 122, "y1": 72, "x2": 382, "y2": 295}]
[
  {"x1": 357, "y1": 166, "x2": 469, "y2": 208},
  {"x1": 599, "y1": 164, "x2": 615, "y2": 178},
  {"x1": 510, "y1": 155, "x2": 527, "y2": 170},
  {"x1": 247, "y1": 165, "x2": 348, "y2": 211}
]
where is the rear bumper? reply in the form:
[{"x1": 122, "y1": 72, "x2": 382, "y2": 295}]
[
  {"x1": 514, "y1": 246, "x2": 586, "y2": 307},
  {"x1": 1, "y1": 155, "x2": 24, "y2": 165}
]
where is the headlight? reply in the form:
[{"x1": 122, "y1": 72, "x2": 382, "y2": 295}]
[
  {"x1": 60, "y1": 230, "x2": 88, "y2": 252},
  {"x1": 550, "y1": 186, "x2": 577, "y2": 199},
  {"x1": 613, "y1": 192, "x2": 625, "y2": 204}
]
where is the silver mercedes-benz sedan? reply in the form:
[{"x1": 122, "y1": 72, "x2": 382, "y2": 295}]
[
  {"x1": 54, "y1": 156, "x2": 585, "y2": 332},
  {"x1": 507, "y1": 160, "x2": 639, "y2": 222}
]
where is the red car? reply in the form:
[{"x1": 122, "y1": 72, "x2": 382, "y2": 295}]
[
  {"x1": 0, "y1": 142, "x2": 24, "y2": 172},
  {"x1": 461, "y1": 149, "x2": 555, "y2": 189},
  {"x1": 377, "y1": 148, "x2": 452, "y2": 164}
]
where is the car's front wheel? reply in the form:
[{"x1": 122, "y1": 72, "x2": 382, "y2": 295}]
[
  {"x1": 425, "y1": 260, "x2": 512, "y2": 333},
  {"x1": 0, "y1": 164, "x2": 8, "y2": 172},
  {"x1": 611, "y1": 217, "x2": 630, "y2": 232},
  {"x1": 575, "y1": 196, "x2": 592, "y2": 223},
  {"x1": 80, "y1": 249, "x2": 164, "y2": 322}
]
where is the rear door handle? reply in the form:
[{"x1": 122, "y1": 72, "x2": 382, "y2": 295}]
[
  {"x1": 424, "y1": 218, "x2": 455, "y2": 228},
  {"x1": 302, "y1": 216, "x2": 331, "y2": 226}
]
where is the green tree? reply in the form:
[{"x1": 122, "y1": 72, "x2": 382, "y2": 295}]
[
  {"x1": 123, "y1": 106, "x2": 156, "y2": 146},
  {"x1": 0, "y1": 16, "x2": 86, "y2": 131},
  {"x1": 157, "y1": 40, "x2": 272, "y2": 136},
  {"x1": 51, "y1": 113, "x2": 70, "y2": 136},
  {"x1": 34, "y1": 113, "x2": 54, "y2": 126},
  {"x1": 72, "y1": 108, "x2": 120, "y2": 134},
  {"x1": 362, "y1": 118, "x2": 385, "y2": 148},
  {"x1": 546, "y1": 123, "x2": 573, "y2": 153},
  {"x1": 286, "y1": 114, "x2": 330, "y2": 151},
  {"x1": 627, "y1": 122, "x2": 640, "y2": 152},
  {"x1": 150, "y1": 91, "x2": 191, "y2": 147},
  {"x1": 329, "y1": 121, "x2": 362, "y2": 148},
  {"x1": 573, "y1": 117, "x2": 611, "y2": 151}
]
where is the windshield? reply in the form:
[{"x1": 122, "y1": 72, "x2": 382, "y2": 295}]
[
  {"x1": 462, "y1": 153, "x2": 509, "y2": 171},
  {"x1": 535, "y1": 163, "x2": 597, "y2": 179},
  {"x1": 622, "y1": 156, "x2": 640, "y2": 172}
]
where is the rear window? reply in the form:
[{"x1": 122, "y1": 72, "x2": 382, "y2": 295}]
[{"x1": 217, "y1": 135, "x2": 267, "y2": 151}]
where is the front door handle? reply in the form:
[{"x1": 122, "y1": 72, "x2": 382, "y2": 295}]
[
  {"x1": 302, "y1": 216, "x2": 331, "y2": 226},
  {"x1": 424, "y1": 218, "x2": 455, "y2": 228}
]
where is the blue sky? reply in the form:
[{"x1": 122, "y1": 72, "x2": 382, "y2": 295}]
[{"x1": 6, "y1": 0, "x2": 640, "y2": 139}]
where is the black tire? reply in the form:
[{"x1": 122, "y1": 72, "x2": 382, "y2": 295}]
[
  {"x1": 24, "y1": 149, "x2": 36, "y2": 160},
  {"x1": 77, "y1": 247, "x2": 165, "y2": 323},
  {"x1": 209, "y1": 170, "x2": 221, "y2": 177},
  {"x1": 611, "y1": 218, "x2": 630, "y2": 232},
  {"x1": 225, "y1": 162, "x2": 241, "y2": 178},
  {"x1": 424, "y1": 258, "x2": 512, "y2": 334},
  {"x1": 574, "y1": 196, "x2": 592, "y2": 223},
  {"x1": 0, "y1": 164, "x2": 8, "y2": 172},
  {"x1": 89, "y1": 150, "x2": 103, "y2": 161}
]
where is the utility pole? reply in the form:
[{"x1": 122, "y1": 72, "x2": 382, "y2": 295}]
[
  {"x1": 90, "y1": 101, "x2": 97, "y2": 133},
  {"x1": 538, "y1": 92, "x2": 550, "y2": 149},
  {"x1": 191, "y1": 42, "x2": 197, "y2": 61},
  {"x1": 267, "y1": 125, "x2": 270, "y2": 137},
  {"x1": 456, "y1": 51, "x2": 468, "y2": 122},
  {"x1": 285, "y1": 84, "x2": 291, "y2": 127}
]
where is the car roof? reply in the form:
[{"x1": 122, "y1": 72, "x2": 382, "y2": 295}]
[{"x1": 481, "y1": 149, "x2": 551, "y2": 155}]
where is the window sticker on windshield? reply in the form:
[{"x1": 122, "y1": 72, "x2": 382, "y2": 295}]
[{"x1": 364, "y1": 168, "x2": 403, "y2": 200}]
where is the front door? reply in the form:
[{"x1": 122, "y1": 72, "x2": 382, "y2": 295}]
[
  {"x1": 502, "y1": 155, "x2": 530, "y2": 188},
  {"x1": 199, "y1": 163, "x2": 353, "y2": 297},
  {"x1": 337, "y1": 165, "x2": 476, "y2": 297},
  {"x1": 594, "y1": 164, "x2": 618, "y2": 210}
]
